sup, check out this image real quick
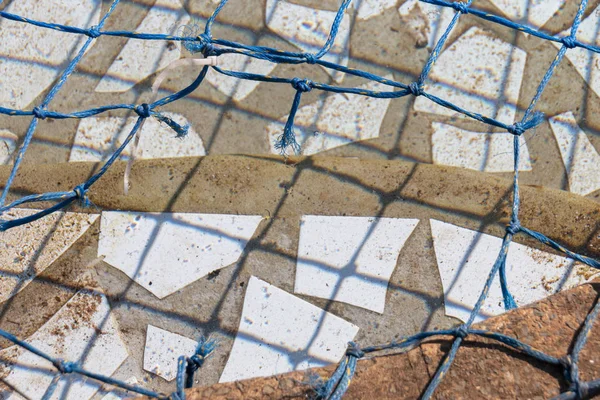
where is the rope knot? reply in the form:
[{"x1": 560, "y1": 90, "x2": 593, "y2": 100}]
[
  {"x1": 54, "y1": 359, "x2": 76, "y2": 374},
  {"x1": 408, "y1": 82, "x2": 424, "y2": 96},
  {"x1": 32, "y1": 106, "x2": 48, "y2": 120},
  {"x1": 73, "y1": 184, "x2": 91, "y2": 207},
  {"x1": 346, "y1": 342, "x2": 364, "y2": 359},
  {"x1": 135, "y1": 103, "x2": 152, "y2": 118},
  {"x1": 304, "y1": 53, "x2": 317, "y2": 64},
  {"x1": 455, "y1": 325, "x2": 469, "y2": 339},
  {"x1": 561, "y1": 36, "x2": 577, "y2": 49},
  {"x1": 451, "y1": 1, "x2": 469, "y2": 13},
  {"x1": 88, "y1": 25, "x2": 101, "y2": 39},
  {"x1": 506, "y1": 221, "x2": 520, "y2": 235},
  {"x1": 291, "y1": 78, "x2": 313, "y2": 93},
  {"x1": 198, "y1": 33, "x2": 215, "y2": 56},
  {"x1": 508, "y1": 122, "x2": 525, "y2": 136},
  {"x1": 186, "y1": 354, "x2": 205, "y2": 374},
  {"x1": 573, "y1": 381, "x2": 589, "y2": 400}
]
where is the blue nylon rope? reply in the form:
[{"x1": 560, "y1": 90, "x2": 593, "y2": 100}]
[{"x1": 0, "y1": 0, "x2": 599, "y2": 399}]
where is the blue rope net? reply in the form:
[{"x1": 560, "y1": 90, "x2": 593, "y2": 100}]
[{"x1": 0, "y1": 0, "x2": 598, "y2": 399}]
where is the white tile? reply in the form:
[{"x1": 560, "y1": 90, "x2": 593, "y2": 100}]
[
  {"x1": 143, "y1": 325, "x2": 197, "y2": 382},
  {"x1": 69, "y1": 113, "x2": 205, "y2": 162},
  {"x1": 294, "y1": 216, "x2": 419, "y2": 313},
  {"x1": 0, "y1": 129, "x2": 18, "y2": 165},
  {"x1": 431, "y1": 122, "x2": 532, "y2": 172},
  {"x1": 95, "y1": 0, "x2": 189, "y2": 93},
  {"x1": 0, "y1": 208, "x2": 98, "y2": 303},
  {"x1": 356, "y1": 0, "x2": 397, "y2": 21},
  {"x1": 398, "y1": 0, "x2": 456, "y2": 50},
  {"x1": 98, "y1": 212, "x2": 262, "y2": 299},
  {"x1": 206, "y1": 53, "x2": 277, "y2": 101},
  {"x1": 414, "y1": 27, "x2": 526, "y2": 125},
  {"x1": 430, "y1": 219, "x2": 599, "y2": 323},
  {"x1": 0, "y1": 0, "x2": 100, "y2": 109},
  {"x1": 267, "y1": 76, "x2": 392, "y2": 155},
  {"x1": 489, "y1": 0, "x2": 565, "y2": 30},
  {"x1": 551, "y1": 4, "x2": 600, "y2": 99},
  {"x1": 549, "y1": 112, "x2": 600, "y2": 196},
  {"x1": 0, "y1": 291, "x2": 129, "y2": 400},
  {"x1": 219, "y1": 276, "x2": 359, "y2": 383},
  {"x1": 265, "y1": 0, "x2": 351, "y2": 83}
]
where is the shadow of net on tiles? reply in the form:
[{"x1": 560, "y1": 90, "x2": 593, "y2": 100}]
[{"x1": 0, "y1": 0, "x2": 599, "y2": 399}]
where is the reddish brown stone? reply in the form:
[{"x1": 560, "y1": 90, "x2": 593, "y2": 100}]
[{"x1": 132, "y1": 280, "x2": 600, "y2": 400}]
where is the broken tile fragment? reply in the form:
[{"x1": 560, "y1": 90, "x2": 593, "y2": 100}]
[
  {"x1": 267, "y1": 77, "x2": 392, "y2": 155},
  {"x1": 69, "y1": 114, "x2": 205, "y2": 162},
  {"x1": 431, "y1": 122, "x2": 532, "y2": 172},
  {"x1": 0, "y1": 208, "x2": 98, "y2": 303},
  {"x1": 98, "y1": 212, "x2": 262, "y2": 299},
  {"x1": 414, "y1": 27, "x2": 526, "y2": 125},
  {"x1": 95, "y1": 0, "x2": 189, "y2": 93},
  {"x1": 548, "y1": 112, "x2": 600, "y2": 196},
  {"x1": 0, "y1": 291, "x2": 128, "y2": 400},
  {"x1": 265, "y1": 0, "x2": 350, "y2": 82},
  {"x1": 430, "y1": 219, "x2": 598, "y2": 323},
  {"x1": 294, "y1": 216, "x2": 419, "y2": 313},
  {"x1": 219, "y1": 276, "x2": 359, "y2": 383},
  {"x1": 0, "y1": 0, "x2": 100, "y2": 109},
  {"x1": 143, "y1": 325, "x2": 197, "y2": 382}
]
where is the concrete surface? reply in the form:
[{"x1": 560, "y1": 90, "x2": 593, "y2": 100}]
[
  {"x1": 0, "y1": 0, "x2": 599, "y2": 398},
  {"x1": 133, "y1": 278, "x2": 600, "y2": 400},
  {"x1": 0, "y1": 155, "x2": 597, "y2": 397},
  {"x1": 0, "y1": 0, "x2": 599, "y2": 199}
]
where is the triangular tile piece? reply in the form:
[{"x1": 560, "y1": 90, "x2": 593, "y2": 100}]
[
  {"x1": 219, "y1": 276, "x2": 359, "y2": 383},
  {"x1": 69, "y1": 113, "x2": 205, "y2": 162},
  {"x1": 549, "y1": 112, "x2": 600, "y2": 196},
  {"x1": 430, "y1": 219, "x2": 598, "y2": 323},
  {"x1": 143, "y1": 325, "x2": 197, "y2": 382},
  {"x1": 0, "y1": 0, "x2": 100, "y2": 109},
  {"x1": 265, "y1": 0, "x2": 350, "y2": 83},
  {"x1": 488, "y1": 0, "x2": 565, "y2": 30},
  {"x1": 356, "y1": 0, "x2": 397, "y2": 20},
  {"x1": 551, "y1": 4, "x2": 600, "y2": 99},
  {"x1": 267, "y1": 76, "x2": 392, "y2": 155},
  {"x1": 0, "y1": 129, "x2": 18, "y2": 165},
  {"x1": 414, "y1": 27, "x2": 526, "y2": 125},
  {"x1": 398, "y1": 0, "x2": 456, "y2": 50},
  {"x1": 0, "y1": 208, "x2": 98, "y2": 303},
  {"x1": 294, "y1": 216, "x2": 419, "y2": 313},
  {"x1": 206, "y1": 53, "x2": 277, "y2": 101},
  {"x1": 431, "y1": 122, "x2": 532, "y2": 172},
  {"x1": 0, "y1": 291, "x2": 128, "y2": 400},
  {"x1": 98, "y1": 212, "x2": 262, "y2": 299},
  {"x1": 95, "y1": 0, "x2": 189, "y2": 93}
]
